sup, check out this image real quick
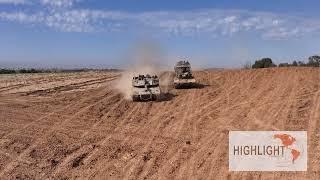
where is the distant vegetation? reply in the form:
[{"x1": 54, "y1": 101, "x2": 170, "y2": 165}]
[
  {"x1": 248, "y1": 55, "x2": 320, "y2": 69},
  {"x1": 278, "y1": 55, "x2": 320, "y2": 68},
  {"x1": 0, "y1": 68, "x2": 120, "y2": 74},
  {"x1": 0, "y1": 69, "x2": 16, "y2": 74},
  {"x1": 307, "y1": 55, "x2": 320, "y2": 67}
]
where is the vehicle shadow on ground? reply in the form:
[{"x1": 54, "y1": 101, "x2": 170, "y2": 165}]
[
  {"x1": 131, "y1": 92, "x2": 176, "y2": 102},
  {"x1": 175, "y1": 83, "x2": 209, "y2": 89},
  {"x1": 159, "y1": 92, "x2": 176, "y2": 102}
]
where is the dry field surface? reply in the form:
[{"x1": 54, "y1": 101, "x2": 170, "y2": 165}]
[{"x1": 0, "y1": 68, "x2": 320, "y2": 179}]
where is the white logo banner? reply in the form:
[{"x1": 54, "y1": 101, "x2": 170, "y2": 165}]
[{"x1": 229, "y1": 131, "x2": 307, "y2": 171}]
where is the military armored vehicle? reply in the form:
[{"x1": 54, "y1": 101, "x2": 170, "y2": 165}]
[
  {"x1": 131, "y1": 74, "x2": 161, "y2": 101},
  {"x1": 174, "y1": 60, "x2": 196, "y2": 88}
]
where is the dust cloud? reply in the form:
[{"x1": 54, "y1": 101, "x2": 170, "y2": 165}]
[{"x1": 114, "y1": 41, "x2": 171, "y2": 100}]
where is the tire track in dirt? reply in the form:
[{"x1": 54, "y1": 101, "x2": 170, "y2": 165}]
[
  {"x1": 168, "y1": 87, "x2": 224, "y2": 178},
  {"x1": 0, "y1": 85, "x2": 113, "y2": 141},
  {"x1": 163, "y1": 87, "x2": 232, "y2": 178},
  {"x1": 0, "y1": 84, "x2": 27, "y2": 93},
  {"x1": 138, "y1": 91, "x2": 201, "y2": 179},
  {"x1": 100, "y1": 89, "x2": 189, "y2": 179},
  {"x1": 268, "y1": 71, "x2": 298, "y2": 130},
  {"x1": 89, "y1": 99, "x2": 180, "y2": 179},
  {"x1": 0, "y1": 88, "x2": 118, "y2": 178},
  {"x1": 47, "y1": 96, "x2": 130, "y2": 178},
  {"x1": 204, "y1": 69, "x2": 279, "y2": 179},
  {"x1": 25, "y1": 76, "x2": 118, "y2": 96},
  {"x1": 179, "y1": 71, "x2": 245, "y2": 177},
  {"x1": 80, "y1": 98, "x2": 133, "y2": 139},
  {"x1": 85, "y1": 103, "x2": 155, "y2": 179},
  {"x1": 229, "y1": 69, "x2": 278, "y2": 130},
  {"x1": 69, "y1": 82, "x2": 170, "y2": 178},
  {"x1": 80, "y1": 72, "x2": 177, "y2": 178},
  {"x1": 136, "y1": 71, "x2": 224, "y2": 179},
  {"x1": 125, "y1": 71, "x2": 225, "y2": 179},
  {"x1": 307, "y1": 82, "x2": 320, "y2": 173},
  {"x1": 171, "y1": 89, "x2": 196, "y2": 138},
  {"x1": 248, "y1": 71, "x2": 290, "y2": 130},
  {"x1": 1, "y1": 73, "x2": 118, "y2": 96},
  {"x1": 181, "y1": 99, "x2": 224, "y2": 178},
  {"x1": 205, "y1": 70, "x2": 230, "y2": 107},
  {"x1": 2, "y1": 69, "x2": 320, "y2": 179}
]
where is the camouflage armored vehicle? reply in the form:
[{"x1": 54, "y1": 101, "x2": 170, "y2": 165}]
[
  {"x1": 131, "y1": 74, "x2": 161, "y2": 101},
  {"x1": 174, "y1": 60, "x2": 196, "y2": 88}
]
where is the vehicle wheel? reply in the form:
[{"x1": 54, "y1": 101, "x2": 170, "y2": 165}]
[
  {"x1": 155, "y1": 94, "x2": 161, "y2": 101},
  {"x1": 150, "y1": 94, "x2": 159, "y2": 101},
  {"x1": 151, "y1": 94, "x2": 156, "y2": 101},
  {"x1": 132, "y1": 96, "x2": 139, "y2": 101}
]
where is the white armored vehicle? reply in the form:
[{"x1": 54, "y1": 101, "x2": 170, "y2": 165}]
[
  {"x1": 131, "y1": 74, "x2": 161, "y2": 101},
  {"x1": 174, "y1": 60, "x2": 196, "y2": 88}
]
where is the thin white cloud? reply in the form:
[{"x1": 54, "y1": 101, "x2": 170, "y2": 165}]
[
  {"x1": 0, "y1": 7, "x2": 320, "y2": 40},
  {"x1": 0, "y1": 0, "x2": 27, "y2": 4},
  {"x1": 136, "y1": 10, "x2": 320, "y2": 39},
  {"x1": 40, "y1": 0, "x2": 78, "y2": 8},
  {"x1": 0, "y1": 12, "x2": 43, "y2": 23}
]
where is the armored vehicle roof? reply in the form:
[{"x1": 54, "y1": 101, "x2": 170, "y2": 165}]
[
  {"x1": 132, "y1": 74, "x2": 159, "y2": 88},
  {"x1": 175, "y1": 61, "x2": 190, "y2": 67}
]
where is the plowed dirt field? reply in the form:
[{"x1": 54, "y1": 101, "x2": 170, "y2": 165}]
[{"x1": 0, "y1": 68, "x2": 319, "y2": 179}]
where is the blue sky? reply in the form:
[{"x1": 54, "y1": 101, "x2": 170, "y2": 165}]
[{"x1": 0, "y1": 0, "x2": 320, "y2": 68}]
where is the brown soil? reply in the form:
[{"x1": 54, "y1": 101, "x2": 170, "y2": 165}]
[{"x1": 0, "y1": 68, "x2": 319, "y2": 179}]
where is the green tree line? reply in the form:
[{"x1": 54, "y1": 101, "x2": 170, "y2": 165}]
[{"x1": 250, "y1": 55, "x2": 320, "y2": 69}]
